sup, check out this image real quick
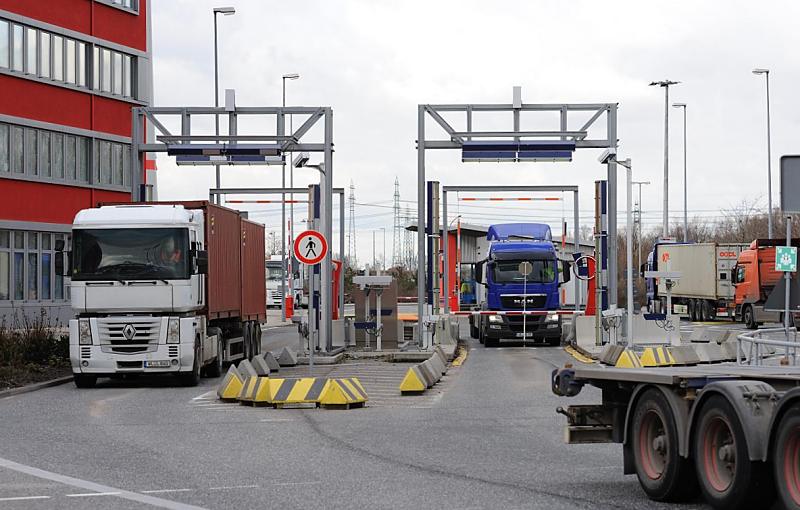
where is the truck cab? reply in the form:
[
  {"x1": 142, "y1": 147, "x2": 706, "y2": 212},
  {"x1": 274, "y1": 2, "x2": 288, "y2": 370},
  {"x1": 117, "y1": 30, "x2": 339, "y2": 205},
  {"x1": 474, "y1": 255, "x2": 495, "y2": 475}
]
[
  {"x1": 469, "y1": 223, "x2": 569, "y2": 346},
  {"x1": 732, "y1": 238, "x2": 799, "y2": 328}
]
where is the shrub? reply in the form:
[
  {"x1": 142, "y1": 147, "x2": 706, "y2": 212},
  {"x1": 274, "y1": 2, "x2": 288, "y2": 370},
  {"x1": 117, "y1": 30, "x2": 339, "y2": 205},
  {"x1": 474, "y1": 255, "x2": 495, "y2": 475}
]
[{"x1": 0, "y1": 310, "x2": 68, "y2": 367}]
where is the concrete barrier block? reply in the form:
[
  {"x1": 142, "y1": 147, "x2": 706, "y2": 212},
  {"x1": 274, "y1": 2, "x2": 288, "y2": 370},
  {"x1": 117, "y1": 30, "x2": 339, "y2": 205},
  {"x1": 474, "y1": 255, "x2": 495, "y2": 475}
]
[
  {"x1": 418, "y1": 359, "x2": 441, "y2": 387},
  {"x1": 267, "y1": 377, "x2": 329, "y2": 406},
  {"x1": 251, "y1": 354, "x2": 271, "y2": 376},
  {"x1": 237, "y1": 359, "x2": 258, "y2": 378},
  {"x1": 615, "y1": 349, "x2": 642, "y2": 368},
  {"x1": 216, "y1": 365, "x2": 244, "y2": 401},
  {"x1": 720, "y1": 341, "x2": 739, "y2": 361},
  {"x1": 598, "y1": 344, "x2": 624, "y2": 366},
  {"x1": 433, "y1": 346, "x2": 448, "y2": 367},
  {"x1": 319, "y1": 377, "x2": 368, "y2": 408},
  {"x1": 399, "y1": 365, "x2": 429, "y2": 394},
  {"x1": 670, "y1": 345, "x2": 701, "y2": 365},
  {"x1": 695, "y1": 343, "x2": 725, "y2": 363},
  {"x1": 640, "y1": 346, "x2": 676, "y2": 367},
  {"x1": 428, "y1": 352, "x2": 447, "y2": 376},
  {"x1": 276, "y1": 347, "x2": 298, "y2": 367},
  {"x1": 263, "y1": 352, "x2": 281, "y2": 371}
]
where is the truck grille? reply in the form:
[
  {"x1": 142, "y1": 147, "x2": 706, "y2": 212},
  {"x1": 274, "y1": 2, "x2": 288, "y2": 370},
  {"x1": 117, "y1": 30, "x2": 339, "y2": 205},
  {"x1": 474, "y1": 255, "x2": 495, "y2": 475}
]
[
  {"x1": 96, "y1": 317, "x2": 161, "y2": 354},
  {"x1": 500, "y1": 295, "x2": 547, "y2": 309}
]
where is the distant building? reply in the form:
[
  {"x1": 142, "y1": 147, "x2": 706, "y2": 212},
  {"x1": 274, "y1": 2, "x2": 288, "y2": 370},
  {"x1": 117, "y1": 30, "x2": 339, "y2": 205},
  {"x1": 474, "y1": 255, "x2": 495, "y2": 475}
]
[{"x1": 0, "y1": 0, "x2": 153, "y2": 324}]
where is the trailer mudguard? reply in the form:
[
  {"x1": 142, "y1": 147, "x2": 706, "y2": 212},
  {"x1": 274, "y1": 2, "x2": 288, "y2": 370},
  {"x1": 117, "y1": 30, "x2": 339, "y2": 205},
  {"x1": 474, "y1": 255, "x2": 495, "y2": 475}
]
[
  {"x1": 622, "y1": 383, "x2": 692, "y2": 475},
  {"x1": 767, "y1": 387, "x2": 800, "y2": 462},
  {"x1": 687, "y1": 380, "x2": 778, "y2": 461}
]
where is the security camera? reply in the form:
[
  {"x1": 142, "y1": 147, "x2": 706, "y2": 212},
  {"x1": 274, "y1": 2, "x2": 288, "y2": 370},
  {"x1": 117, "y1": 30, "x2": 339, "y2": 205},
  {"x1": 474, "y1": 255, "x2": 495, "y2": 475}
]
[
  {"x1": 292, "y1": 152, "x2": 310, "y2": 168},
  {"x1": 598, "y1": 148, "x2": 617, "y2": 164}
]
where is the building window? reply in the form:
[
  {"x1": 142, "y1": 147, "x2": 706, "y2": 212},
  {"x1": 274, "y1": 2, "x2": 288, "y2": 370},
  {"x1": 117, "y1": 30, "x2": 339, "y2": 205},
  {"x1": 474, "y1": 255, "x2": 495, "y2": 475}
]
[
  {"x1": 52, "y1": 35, "x2": 63, "y2": 81},
  {"x1": 0, "y1": 21, "x2": 8, "y2": 68},
  {"x1": 0, "y1": 18, "x2": 137, "y2": 100},
  {"x1": 0, "y1": 230, "x2": 69, "y2": 303},
  {"x1": 11, "y1": 24, "x2": 22, "y2": 72},
  {"x1": 40, "y1": 32, "x2": 50, "y2": 79},
  {"x1": 0, "y1": 121, "x2": 132, "y2": 190},
  {"x1": 10, "y1": 126, "x2": 23, "y2": 174},
  {"x1": 25, "y1": 27, "x2": 36, "y2": 75}
]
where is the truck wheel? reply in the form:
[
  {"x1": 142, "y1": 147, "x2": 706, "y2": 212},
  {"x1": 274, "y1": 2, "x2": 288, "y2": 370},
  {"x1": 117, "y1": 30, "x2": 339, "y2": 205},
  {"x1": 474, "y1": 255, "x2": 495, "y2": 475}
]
[
  {"x1": 179, "y1": 341, "x2": 201, "y2": 387},
  {"x1": 743, "y1": 305, "x2": 757, "y2": 330},
  {"x1": 631, "y1": 389, "x2": 697, "y2": 502},
  {"x1": 701, "y1": 300, "x2": 712, "y2": 322},
  {"x1": 693, "y1": 395, "x2": 773, "y2": 510},
  {"x1": 204, "y1": 335, "x2": 224, "y2": 378},
  {"x1": 242, "y1": 322, "x2": 252, "y2": 361},
  {"x1": 483, "y1": 327, "x2": 497, "y2": 348},
  {"x1": 73, "y1": 374, "x2": 97, "y2": 388},
  {"x1": 469, "y1": 320, "x2": 479, "y2": 339},
  {"x1": 774, "y1": 406, "x2": 800, "y2": 510},
  {"x1": 253, "y1": 321, "x2": 262, "y2": 356},
  {"x1": 689, "y1": 300, "x2": 697, "y2": 322}
]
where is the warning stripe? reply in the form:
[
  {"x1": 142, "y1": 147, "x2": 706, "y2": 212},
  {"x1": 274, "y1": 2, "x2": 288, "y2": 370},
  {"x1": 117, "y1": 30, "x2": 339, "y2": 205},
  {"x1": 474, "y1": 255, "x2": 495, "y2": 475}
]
[
  {"x1": 226, "y1": 200, "x2": 308, "y2": 204},
  {"x1": 460, "y1": 197, "x2": 562, "y2": 201},
  {"x1": 451, "y1": 310, "x2": 582, "y2": 316}
]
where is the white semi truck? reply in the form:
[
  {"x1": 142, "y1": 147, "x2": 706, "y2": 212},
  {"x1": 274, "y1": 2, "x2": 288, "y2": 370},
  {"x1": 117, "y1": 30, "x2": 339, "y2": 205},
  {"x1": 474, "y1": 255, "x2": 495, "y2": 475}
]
[{"x1": 59, "y1": 202, "x2": 266, "y2": 388}]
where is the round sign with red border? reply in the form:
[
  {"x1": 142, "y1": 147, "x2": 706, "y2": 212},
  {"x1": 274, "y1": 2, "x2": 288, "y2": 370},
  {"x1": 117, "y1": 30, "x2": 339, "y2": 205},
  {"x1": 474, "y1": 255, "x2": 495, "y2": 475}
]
[{"x1": 293, "y1": 230, "x2": 328, "y2": 265}]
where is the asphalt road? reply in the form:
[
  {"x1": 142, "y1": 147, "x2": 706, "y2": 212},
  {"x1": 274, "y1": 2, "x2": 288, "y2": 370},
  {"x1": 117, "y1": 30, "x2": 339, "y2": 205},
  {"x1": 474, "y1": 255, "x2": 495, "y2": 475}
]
[{"x1": 0, "y1": 327, "x2": 713, "y2": 509}]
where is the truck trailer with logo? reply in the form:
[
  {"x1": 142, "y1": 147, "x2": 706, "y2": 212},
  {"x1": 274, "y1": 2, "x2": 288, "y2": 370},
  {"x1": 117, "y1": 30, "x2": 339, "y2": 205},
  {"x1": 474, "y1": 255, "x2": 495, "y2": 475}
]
[{"x1": 644, "y1": 242, "x2": 746, "y2": 321}]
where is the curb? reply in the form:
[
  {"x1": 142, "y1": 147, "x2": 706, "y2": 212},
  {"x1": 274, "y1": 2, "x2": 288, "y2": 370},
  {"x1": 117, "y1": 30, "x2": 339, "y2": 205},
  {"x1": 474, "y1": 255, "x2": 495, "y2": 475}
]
[{"x1": 0, "y1": 375, "x2": 73, "y2": 400}]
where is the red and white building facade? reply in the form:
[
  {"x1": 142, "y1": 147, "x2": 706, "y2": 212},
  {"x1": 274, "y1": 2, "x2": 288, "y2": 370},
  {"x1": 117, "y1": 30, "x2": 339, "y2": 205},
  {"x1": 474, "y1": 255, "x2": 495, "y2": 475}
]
[{"x1": 0, "y1": 0, "x2": 152, "y2": 323}]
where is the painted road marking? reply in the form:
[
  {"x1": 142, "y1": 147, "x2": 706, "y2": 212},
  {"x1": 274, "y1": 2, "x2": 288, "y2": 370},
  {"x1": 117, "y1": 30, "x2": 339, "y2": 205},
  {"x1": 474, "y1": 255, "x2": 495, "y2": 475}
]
[
  {"x1": 209, "y1": 484, "x2": 258, "y2": 491},
  {"x1": 0, "y1": 456, "x2": 207, "y2": 510},
  {"x1": 66, "y1": 491, "x2": 122, "y2": 497},
  {"x1": 191, "y1": 391, "x2": 216, "y2": 401},
  {"x1": 0, "y1": 495, "x2": 51, "y2": 501},
  {"x1": 141, "y1": 489, "x2": 193, "y2": 494}
]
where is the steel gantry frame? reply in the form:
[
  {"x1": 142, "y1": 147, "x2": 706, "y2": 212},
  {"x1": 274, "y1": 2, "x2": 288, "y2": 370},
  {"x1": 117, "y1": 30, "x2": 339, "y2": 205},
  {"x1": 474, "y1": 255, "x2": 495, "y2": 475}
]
[
  {"x1": 441, "y1": 185, "x2": 581, "y2": 315},
  {"x1": 132, "y1": 104, "x2": 335, "y2": 351},
  {"x1": 416, "y1": 97, "x2": 618, "y2": 348}
]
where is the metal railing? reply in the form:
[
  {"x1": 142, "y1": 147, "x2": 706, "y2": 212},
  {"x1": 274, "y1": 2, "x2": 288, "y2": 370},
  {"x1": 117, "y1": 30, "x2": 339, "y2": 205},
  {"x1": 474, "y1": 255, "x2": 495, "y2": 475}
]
[{"x1": 737, "y1": 327, "x2": 799, "y2": 366}]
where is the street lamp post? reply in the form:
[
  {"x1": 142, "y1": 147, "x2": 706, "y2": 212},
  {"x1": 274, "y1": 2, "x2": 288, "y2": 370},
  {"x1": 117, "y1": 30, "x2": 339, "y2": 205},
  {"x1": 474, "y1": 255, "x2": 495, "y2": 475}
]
[
  {"x1": 280, "y1": 73, "x2": 300, "y2": 322},
  {"x1": 672, "y1": 103, "x2": 688, "y2": 242},
  {"x1": 212, "y1": 7, "x2": 235, "y2": 204},
  {"x1": 649, "y1": 80, "x2": 680, "y2": 239},
  {"x1": 753, "y1": 68, "x2": 773, "y2": 238}
]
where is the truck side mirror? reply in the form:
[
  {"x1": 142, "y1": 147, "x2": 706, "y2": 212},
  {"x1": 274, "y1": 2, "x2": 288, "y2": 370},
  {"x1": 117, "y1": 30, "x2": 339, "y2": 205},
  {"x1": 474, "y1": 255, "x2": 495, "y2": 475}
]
[
  {"x1": 561, "y1": 261, "x2": 571, "y2": 284},
  {"x1": 55, "y1": 252, "x2": 65, "y2": 277},
  {"x1": 195, "y1": 250, "x2": 208, "y2": 275},
  {"x1": 475, "y1": 261, "x2": 484, "y2": 284},
  {"x1": 639, "y1": 263, "x2": 647, "y2": 279}
]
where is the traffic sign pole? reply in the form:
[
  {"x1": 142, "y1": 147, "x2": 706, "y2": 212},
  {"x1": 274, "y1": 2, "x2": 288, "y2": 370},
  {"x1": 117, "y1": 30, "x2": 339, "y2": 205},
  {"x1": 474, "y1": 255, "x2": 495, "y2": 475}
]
[
  {"x1": 294, "y1": 229, "x2": 329, "y2": 373},
  {"x1": 785, "y1": 217, "x2": 794, "y2": 349}
]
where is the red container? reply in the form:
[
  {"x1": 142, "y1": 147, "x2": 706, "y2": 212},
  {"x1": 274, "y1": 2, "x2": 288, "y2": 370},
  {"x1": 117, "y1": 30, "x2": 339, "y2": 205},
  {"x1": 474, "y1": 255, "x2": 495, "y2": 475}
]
[{"x1": 240, "y1": 218, "x2": 267, "y2": 322}]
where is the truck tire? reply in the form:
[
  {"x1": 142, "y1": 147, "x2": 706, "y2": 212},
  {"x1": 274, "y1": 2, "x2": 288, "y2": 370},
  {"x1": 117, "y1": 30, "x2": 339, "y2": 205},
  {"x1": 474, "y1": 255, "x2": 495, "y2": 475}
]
[
  {"x1": 483, "y1": 325, "x2": 497, "y2": 348},
  {"x1": 73, "y1": 374, "x2": 97, "y2": 388},
  {"x1": 469, "y1": 320, "x2": 479, "y2": 339},
  {"x1": 179, "y1": 341, "x2": 201, "y2": 387},
  {"x1": 254, "y1": 322, "x2": 262, "y2": 356},
  {"x1": 204, "y1": 334, "x2": 224, "y2": 378},
  {"x1": 773, "y1": 406, "x2": 800, "y2": 510},
  {"x1": 743, "y1": 305, "x2": 757, "y2": 330},
  {"x1": 242, "y1": 322, "x2": 252, "y2": 361},
  {"x1": 631, "y1": 388, "x2": 697, "y2": 502},
  {"x1": 693, "y1": 395, "x2": 773, "y2": 510},
  {"x1": 689, "y1": 299, "x2": 697, "y2": 322}
]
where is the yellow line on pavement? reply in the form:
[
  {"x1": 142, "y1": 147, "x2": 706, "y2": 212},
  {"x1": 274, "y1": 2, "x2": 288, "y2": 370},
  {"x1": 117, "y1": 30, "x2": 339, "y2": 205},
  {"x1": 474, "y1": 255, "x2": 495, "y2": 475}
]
[{"x1": 564, "y1": 345, "x2": 595, "y2": 364}]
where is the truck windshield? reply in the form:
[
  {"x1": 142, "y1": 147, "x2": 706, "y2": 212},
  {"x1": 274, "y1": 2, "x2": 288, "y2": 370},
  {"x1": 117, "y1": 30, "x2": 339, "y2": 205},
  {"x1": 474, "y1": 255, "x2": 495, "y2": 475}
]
[
  {"x1": 266, "y1": 266, "x2": 283, "y2": 281},
  {"x1": 493, "y1": 259, "x2": 556, "y2": 284},
  {"x1": 72, "y1": 228, "x2": 190, "y2": 281}
]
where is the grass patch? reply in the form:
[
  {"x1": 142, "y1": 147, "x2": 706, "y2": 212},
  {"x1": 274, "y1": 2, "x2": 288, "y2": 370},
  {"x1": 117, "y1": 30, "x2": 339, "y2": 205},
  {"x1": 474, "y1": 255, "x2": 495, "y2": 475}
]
[{"x1": 0, "y1": 310, "x2": 71, "y2": 390}]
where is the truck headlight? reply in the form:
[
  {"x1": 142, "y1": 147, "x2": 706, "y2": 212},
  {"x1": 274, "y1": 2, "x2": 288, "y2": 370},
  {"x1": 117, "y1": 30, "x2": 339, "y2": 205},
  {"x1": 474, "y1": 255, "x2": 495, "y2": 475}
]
[
  {"x1": 79, "y1": 320, "x2": 92, "y2": 345},
  {"x1": 546, "y1": 313, "x2": 559, "y2": 322},
  {"x1": 488, "y1": 315, "x2": 503, "y2": 323},
  {"x1": 167, "y1": 318, "x2": 180, "y2": 344}
]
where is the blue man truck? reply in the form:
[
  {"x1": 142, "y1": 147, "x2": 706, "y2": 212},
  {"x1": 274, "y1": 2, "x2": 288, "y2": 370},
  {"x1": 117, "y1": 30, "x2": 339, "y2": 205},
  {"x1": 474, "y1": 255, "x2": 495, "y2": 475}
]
[{"x1": 468, "y1": 223, "x2": 570, "y2": 347}]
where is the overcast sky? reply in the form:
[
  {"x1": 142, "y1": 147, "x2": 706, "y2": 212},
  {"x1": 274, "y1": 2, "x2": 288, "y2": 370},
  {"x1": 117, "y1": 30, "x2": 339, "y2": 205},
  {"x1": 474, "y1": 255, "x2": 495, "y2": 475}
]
[{"x1": 151, "y1": 0, "x2": 800, "y2": 267}]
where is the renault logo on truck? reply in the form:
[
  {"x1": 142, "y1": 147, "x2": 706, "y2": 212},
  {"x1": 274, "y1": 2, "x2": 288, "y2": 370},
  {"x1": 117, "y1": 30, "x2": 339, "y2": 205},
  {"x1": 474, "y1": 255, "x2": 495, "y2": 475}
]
[{"x1": 122, "y1": 324, "x2": 137, "y2": 340}]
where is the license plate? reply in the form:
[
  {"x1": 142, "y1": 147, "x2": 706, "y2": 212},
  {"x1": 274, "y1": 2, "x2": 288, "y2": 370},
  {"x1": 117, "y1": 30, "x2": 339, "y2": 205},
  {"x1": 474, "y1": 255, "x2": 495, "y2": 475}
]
[
  {"x1": 515, "y1": 332, "x2": 534, "y2": 338},
  {"x1": 144, "y1": 360, "x2": 171, "y2": 368}
]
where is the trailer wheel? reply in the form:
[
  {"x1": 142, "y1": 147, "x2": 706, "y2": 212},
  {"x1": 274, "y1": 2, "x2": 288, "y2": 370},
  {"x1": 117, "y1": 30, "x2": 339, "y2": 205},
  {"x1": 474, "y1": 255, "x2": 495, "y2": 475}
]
[
  {"x1": 254, "y1": 323, "x2": 262, "y2": 356},
  {"x1": 243, "y1": 322, "x2": 253, "y2": 361},
  {"x1": 631, "y1": 388, "x2": 697, "y2": 501},
  {"x1": 469, "y1": 319, "x2": 479, "y2": 339},
  {"x1": 773, "y1": 407, "x2": 800, "y2": 510},
  {"x1": 477, "y1": 319, "x2": 485, "y2": 345},
  {"x1": 689, "y1": 299, "x2": 697, "y2": 322},
  {"x1": 743, "y1": 305, "x2": 757, "y2": 330},
  {"x1": 693, "y1": 395, "x2": 773, "y2": 510}
]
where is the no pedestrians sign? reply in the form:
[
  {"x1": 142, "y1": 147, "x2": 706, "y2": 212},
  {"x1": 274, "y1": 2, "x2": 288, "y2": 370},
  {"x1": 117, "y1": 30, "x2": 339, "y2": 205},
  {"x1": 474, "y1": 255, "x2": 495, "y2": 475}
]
[{"x1": 294, "y1": 230, "x2": 328, "y2": 265}]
